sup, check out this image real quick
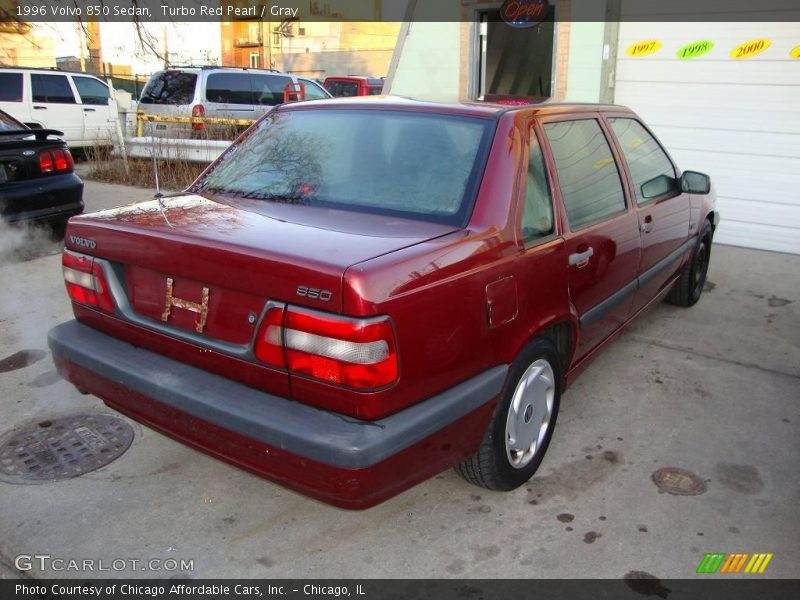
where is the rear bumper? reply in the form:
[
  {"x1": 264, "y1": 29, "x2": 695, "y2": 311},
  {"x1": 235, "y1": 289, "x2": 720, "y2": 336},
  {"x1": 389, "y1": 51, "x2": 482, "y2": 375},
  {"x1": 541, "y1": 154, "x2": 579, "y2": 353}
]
[
  {"x1": 48, "y1": 320, "x2": 506, "y2": 508},
  {"x1": 1, "y1": 172, "x2": 84, "y2": 224}
]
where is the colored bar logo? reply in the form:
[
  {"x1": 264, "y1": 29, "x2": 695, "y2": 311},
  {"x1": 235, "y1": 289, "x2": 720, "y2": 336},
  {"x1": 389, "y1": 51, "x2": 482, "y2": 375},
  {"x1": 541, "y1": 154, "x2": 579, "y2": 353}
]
[{"x1": 697, "y1": 552, "x2": 773, "y2": 574}]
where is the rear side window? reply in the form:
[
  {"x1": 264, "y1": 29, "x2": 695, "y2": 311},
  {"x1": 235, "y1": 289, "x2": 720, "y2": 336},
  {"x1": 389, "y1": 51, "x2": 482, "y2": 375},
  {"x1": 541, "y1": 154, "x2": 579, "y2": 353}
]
[
  {"x1": 206, "y1": 73, "x2": 253, "y2": 104},
  {"x1": 140, "y1": 71, "x2": 197, "y2": 105},
  {"x1": 521, "y1": 131, "x2": 554, "y2": 242},
  {"x1": 325, "y1": 80, "x2": 359, "y2": 97},
  {"x1": 73, "y1": 76, "x2": 110, "y2": 105},
  {"x1": 251, "y1": 74, "x2": 293, "y2": 106},
  {"x1": 609, "y1": 118, "x2": 677, "y2": 204},
  {"x1": 300, "y1": 80, "x2": 329, "y2": 100},
  {"x1": 0, "y1": 73, "x2": 23, "y2": 102},
  {"x1": 543, "y1": 119, "x2": 626, "y2": 230},
  {"x1": 31, "y1": 74, "x2": 76, "y2": 104}
]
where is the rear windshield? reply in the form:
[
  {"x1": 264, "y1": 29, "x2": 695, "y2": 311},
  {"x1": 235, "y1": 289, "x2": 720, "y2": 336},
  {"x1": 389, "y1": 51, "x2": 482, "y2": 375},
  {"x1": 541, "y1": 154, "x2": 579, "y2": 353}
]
[
  {"x1": 0, "y1": 111, "x2": 25, "y2": 132},
  {"x1": 140, "y1": 71, "x2": 197, "y2": 105},
  {"x1": 195, "y1": 109, "x2": 493, "y2": 226}
]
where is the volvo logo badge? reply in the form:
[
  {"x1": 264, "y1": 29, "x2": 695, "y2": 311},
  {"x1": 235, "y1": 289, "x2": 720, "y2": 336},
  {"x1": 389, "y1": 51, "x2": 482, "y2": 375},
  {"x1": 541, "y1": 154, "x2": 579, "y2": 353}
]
[{"x1": 69, "y1": 235, "x2": 97, "y2": 249}]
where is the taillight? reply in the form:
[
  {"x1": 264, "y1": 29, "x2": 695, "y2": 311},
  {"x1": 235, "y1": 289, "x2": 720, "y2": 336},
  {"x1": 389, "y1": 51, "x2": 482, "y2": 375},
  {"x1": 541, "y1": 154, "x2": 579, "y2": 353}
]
[
  {"x1": 191, "y1": 104, "x2": 205, "y2": 130},
  {"x1": 255, "y1": 306, "x2": 398, "y2": 389},
  {"x1": 39, "y1": 149, "x2": 74, "y2": 173},
  {"x1": 253, "y1": 305, "x2": 285, "y2": 368},
  {"x1": 39, "y1": 151, "x2": 53, "y2": 172},
  {"x1": 62, "y1": 250, "x2": 115, "y2": 313}
]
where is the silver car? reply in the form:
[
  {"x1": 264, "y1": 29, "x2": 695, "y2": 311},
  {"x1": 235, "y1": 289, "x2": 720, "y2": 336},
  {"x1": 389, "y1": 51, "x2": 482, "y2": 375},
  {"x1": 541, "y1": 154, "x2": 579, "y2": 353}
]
[{"x1": 137, "y1": 66, "x2": 332, "y2": 139}]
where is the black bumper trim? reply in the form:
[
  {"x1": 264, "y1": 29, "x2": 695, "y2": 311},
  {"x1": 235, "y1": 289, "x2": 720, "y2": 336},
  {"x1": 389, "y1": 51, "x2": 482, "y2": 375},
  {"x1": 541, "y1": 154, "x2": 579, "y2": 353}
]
[{"x1": 48, "y1": 321, "x2": 507, "y2": 469}]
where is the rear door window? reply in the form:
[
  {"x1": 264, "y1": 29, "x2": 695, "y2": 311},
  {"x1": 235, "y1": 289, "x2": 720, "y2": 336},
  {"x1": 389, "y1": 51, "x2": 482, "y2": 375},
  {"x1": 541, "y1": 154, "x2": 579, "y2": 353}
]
[
  {"x1": 0, "y1": 73, "x2": 23, "y2": 102},
  {"x1": 205, "y1": 73, "x2": 253, "y2": 105},
  {"x1": 608, "y1": 117, "x2": 678, "y2": 204},
  {"x1": 251, "y1": 74, "x2": 293, "y2": 105},
  {"x1": 140, "y1": 71, "x2": 197, "y2": 105},
  {"x1": 543, "y1": 119, "x2": 626, "y2": 230},
  {"x1": 72, "y1": 76, "x2": 110, "y2": 105},
  {"x1": 31, "y1": 74, "x2": 76, "y2": 104}
]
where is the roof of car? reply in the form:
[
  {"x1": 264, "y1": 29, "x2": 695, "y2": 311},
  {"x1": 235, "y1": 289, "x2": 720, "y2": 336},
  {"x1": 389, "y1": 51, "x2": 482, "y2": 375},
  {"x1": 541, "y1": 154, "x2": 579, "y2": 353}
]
[{"x1": 283, "y1": 95, "x2": 633, "y2": 119}]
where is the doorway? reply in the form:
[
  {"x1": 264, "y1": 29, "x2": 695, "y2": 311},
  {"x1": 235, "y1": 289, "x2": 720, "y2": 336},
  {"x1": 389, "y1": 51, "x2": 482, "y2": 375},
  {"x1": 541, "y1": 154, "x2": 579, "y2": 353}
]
[{"x1": 477, "y1": 5, "x2": 556, "y2": 100}]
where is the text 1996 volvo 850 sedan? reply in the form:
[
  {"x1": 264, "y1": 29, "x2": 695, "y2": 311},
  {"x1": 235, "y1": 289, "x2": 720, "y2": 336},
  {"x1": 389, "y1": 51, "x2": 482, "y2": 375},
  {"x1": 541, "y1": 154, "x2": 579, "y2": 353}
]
[{"x1": 48, "y1": 97, "x2": 717, "y2": 508}]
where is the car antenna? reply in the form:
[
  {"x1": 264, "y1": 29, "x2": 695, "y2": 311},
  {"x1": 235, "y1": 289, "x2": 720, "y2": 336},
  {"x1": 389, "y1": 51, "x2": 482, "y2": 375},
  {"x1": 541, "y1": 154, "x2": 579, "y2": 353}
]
[{"x1": 150, "y1": 133, "x2": 174, "y2": 228}]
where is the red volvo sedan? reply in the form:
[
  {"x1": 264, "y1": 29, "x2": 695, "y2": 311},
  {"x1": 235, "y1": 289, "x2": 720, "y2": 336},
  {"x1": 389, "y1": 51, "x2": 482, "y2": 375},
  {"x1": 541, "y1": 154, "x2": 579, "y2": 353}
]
[{"x1": 48, "y1": 97, "x2": 718, "y2": 508}]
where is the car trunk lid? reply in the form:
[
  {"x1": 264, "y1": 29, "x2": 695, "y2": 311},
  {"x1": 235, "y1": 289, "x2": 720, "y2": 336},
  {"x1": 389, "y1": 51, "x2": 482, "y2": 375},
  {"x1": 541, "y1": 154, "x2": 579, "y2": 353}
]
[{"x1": 66, "y1": 193, "x2": 458, "y2": 345}]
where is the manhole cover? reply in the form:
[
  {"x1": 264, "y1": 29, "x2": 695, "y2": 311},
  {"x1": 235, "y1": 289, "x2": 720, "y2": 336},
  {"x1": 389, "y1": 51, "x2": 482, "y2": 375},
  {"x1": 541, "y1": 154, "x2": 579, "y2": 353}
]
[
  {"x1": 0, "y1": 413, "x2": 134, "y2": 484},
  {"x1": 652, "y1": 467, "x2": 707, "y2": 496}
]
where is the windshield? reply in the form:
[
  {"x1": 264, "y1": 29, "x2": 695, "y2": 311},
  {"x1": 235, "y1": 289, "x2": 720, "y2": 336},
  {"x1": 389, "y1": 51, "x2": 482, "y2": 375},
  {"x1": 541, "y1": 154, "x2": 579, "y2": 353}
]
[{"x1": 195, "y1": 109, "x2": 493, "y2": 225}]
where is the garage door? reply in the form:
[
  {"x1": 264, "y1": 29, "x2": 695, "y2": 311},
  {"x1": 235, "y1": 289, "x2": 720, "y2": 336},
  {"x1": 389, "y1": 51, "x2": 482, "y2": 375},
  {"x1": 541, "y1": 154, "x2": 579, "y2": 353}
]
[{"x1": 614, "y1": 16, "x2": 800, "y2": 254}]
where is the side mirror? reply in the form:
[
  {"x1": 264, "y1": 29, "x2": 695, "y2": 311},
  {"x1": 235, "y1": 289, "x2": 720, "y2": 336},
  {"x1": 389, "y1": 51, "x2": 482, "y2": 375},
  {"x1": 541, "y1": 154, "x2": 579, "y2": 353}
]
[{"x1": 681, "y1": 171, "x2": 711, "y2": 195}]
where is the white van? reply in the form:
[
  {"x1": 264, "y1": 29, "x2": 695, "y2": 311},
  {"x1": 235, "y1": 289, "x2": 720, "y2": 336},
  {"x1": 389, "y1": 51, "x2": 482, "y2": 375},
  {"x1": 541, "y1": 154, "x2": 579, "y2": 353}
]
[
  {"x1": 0, "y1": 67, "x2": 118, "y2": 149},
  {"x1": 137, "y1": 66, "x2": 331, "y2": 139}
]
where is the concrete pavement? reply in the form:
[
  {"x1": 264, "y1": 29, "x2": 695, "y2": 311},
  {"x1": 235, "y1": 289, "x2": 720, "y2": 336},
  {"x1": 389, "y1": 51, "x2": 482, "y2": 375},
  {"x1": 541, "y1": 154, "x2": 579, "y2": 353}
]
[{"x1": 0, "y1": 180, "x2": 798, "y2": 579}]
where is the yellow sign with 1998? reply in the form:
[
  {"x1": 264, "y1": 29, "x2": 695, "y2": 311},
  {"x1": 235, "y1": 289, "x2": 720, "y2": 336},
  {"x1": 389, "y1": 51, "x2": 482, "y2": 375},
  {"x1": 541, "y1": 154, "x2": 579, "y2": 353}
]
[
  {"x1": 731, "y1": 39, "x2": 771, "y2": 59},
  {"x1": 627, "y1": 40, "x2": 661, "y2": 57}
]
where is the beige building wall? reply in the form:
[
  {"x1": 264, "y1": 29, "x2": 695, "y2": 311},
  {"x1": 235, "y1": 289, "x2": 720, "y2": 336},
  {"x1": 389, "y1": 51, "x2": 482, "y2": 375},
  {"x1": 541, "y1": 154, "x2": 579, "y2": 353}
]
[
  {"x1": 221, "y1": 20, "x2": 400, "y2": 77},
  {"x1": 0, "y1": 23, "x2": 55, "y2": 68}
]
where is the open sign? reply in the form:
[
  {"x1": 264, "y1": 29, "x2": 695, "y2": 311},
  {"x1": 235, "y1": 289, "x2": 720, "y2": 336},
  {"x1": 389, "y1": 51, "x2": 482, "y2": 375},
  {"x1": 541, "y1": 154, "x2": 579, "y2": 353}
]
[{"x1": 501, "y1": 0, "x2": 549, "y2": 28}]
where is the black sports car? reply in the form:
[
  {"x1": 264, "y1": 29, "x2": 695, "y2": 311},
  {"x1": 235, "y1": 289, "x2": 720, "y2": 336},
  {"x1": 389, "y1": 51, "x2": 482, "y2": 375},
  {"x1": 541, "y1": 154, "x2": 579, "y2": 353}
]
[{"x1": 0, "y1": 109, "x2": 83, "y2": 229}]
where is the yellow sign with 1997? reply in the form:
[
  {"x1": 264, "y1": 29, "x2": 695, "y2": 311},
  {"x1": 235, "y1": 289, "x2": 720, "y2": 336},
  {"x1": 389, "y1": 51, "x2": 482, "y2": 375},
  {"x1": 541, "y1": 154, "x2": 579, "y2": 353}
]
[{"x1": 627, "y1": 40, "x2": 662, "y2": 57}]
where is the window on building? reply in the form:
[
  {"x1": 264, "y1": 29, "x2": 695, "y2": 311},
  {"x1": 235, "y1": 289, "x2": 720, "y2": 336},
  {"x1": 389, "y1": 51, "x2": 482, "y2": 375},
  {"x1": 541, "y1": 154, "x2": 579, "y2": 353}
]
[
  {"x1": 609, "y1": 118, "x2": 678, "y2": 204},
  {"x1": 543, "y1": 119, "x2": 626, "y2": 230},
  {"x1": 249, "y1": 52, "x2": 259, "y2": 69},
  {"x1": 31, "y1": 74, "x2": 76, "y2": 104}
]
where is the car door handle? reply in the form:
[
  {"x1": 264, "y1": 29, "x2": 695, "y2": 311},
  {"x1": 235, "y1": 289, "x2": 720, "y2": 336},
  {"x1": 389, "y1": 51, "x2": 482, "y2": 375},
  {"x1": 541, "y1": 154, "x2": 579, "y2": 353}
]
[
  {"x1": 83, "y1": 108, "x2": 96, "y2": 112},
  {"x1": 640, "y1": 215, "x2": 654, "y2": 233},
  {"x1": 33, "y1": 106, "x2": 47, "y2": 110},
  {"x1": 569, "y1": 247, "x2": 594, "y2": 268}
]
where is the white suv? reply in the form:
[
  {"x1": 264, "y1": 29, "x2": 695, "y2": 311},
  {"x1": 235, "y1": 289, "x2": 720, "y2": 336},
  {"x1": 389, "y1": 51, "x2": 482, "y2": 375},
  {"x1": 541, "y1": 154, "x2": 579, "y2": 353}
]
[{"x1": 0, "y1": 68, "x2": 118, "y2": 149}]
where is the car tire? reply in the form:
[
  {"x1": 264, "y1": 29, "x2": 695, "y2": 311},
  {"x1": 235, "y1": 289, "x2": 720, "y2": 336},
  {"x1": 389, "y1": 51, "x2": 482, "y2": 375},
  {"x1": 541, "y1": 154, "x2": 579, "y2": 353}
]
[
  {"x1": 455, "y1": 337, "x2": 561, "y2": 491},
  {"x1": 666, "y1": 221, "x2": 713, "y2": 307}
]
